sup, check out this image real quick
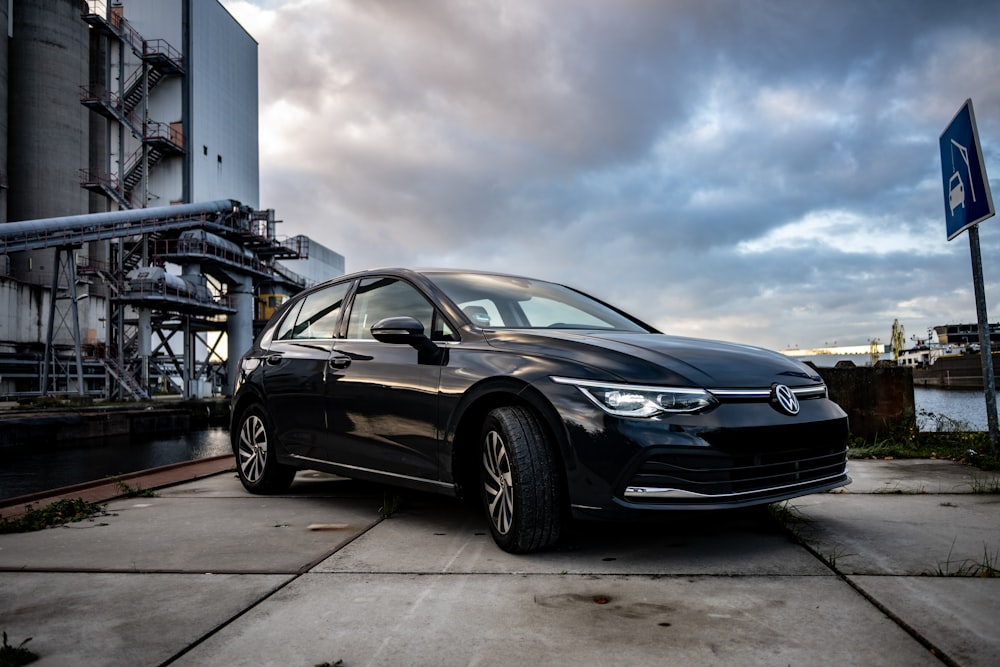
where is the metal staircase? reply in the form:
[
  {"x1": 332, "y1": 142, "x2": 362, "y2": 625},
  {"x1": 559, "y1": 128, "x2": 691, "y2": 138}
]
[
  {"x1": 103, "y1": 356, "x2": 149, "y2": 400},
  {"x1": 122, "y1": 39, "x2": 184, "y2": 115},
  {"x1": 79, "y1": 2, "x2": 186, "y2": 210}
]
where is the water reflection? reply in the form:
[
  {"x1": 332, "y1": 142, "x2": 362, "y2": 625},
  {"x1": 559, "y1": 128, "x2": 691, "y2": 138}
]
[
  {"x1": 0, "y1": 427, "x2": 231, "y2": 502},
  {"x1": 915, "y1": 387, "x2": 995, "y2": 432}
]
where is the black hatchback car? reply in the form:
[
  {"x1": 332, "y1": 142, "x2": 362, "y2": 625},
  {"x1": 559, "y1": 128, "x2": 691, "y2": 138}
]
[{"x1": 231, "y1": 268, "x2": 850, "y2": 552}]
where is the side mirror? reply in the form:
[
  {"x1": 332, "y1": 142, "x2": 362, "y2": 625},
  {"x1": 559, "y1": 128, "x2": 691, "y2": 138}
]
[
  {"x1": 371, "y1": 316, "x2": 425, "y2": 342},
  {"x1": 371, "y1": 316, "x2": 437, "y2": 354}
]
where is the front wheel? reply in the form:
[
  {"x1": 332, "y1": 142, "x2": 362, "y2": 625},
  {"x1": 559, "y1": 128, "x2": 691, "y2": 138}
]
[
  {"x1": 480, "y1": 406, "x2": 562, "y2": 553},
  {"x1": 233, "y1": 406, "x2": 296, "y2": 494}
]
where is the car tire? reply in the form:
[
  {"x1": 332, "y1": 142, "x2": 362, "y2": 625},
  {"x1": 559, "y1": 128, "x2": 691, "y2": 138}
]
[
  {"x1": 480, "y1": 405, "x2": 562, "y2": 553},
  {"x1": 233, "y1": 405, "x2": 296, "y2": 494}
]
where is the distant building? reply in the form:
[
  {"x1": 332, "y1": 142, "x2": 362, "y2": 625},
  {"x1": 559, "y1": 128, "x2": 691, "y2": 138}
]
[
  {"x1": 278, "y1": 236, "x2": 347, "y2": 287},
  {"x1": 933, "y1": 323, "x2": 1000, "y2": 348}
]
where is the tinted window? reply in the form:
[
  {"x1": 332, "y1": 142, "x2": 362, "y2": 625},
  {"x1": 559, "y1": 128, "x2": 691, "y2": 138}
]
[
  {"x1": 269, "y1": 298, "x2": 303, "y2": 344},
  {"x1": 279, "y1": 281, "x2": 350, "y2": 340},
  {"x1": 429, "y1": 272, "x2": 649, "y2": 331},
  {"x1": 347, "y1": 278, "x2": 442, "y2": 340}
]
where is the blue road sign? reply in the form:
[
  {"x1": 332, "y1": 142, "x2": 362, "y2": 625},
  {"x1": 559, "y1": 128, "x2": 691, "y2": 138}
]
[{"x1": 940, "y1": 99, "x2": 995, "y2": 241}]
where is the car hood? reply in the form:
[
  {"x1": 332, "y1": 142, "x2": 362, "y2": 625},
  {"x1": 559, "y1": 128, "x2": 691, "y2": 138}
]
[{"x1": 481, "y1": 329, "x2": 822, "y2": 388}]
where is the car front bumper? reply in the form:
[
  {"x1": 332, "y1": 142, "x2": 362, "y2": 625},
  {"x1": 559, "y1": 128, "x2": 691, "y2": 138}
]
[{"x1": 545, "y1": 386, "x2": 852, "y2": 518}]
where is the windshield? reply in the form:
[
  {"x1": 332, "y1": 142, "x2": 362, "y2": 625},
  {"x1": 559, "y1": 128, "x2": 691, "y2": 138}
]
[{"x1": 428, "y1": 272, "x2": 651, "y2": 332}]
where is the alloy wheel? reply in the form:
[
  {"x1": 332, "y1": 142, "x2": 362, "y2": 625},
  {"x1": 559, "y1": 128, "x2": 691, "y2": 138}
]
[
  {"x1": 482, "y1": 429, "x2": 514, "y2": 535},
  {"x1": 238, "y1": 413, "x2": 268, "y2": 484}
]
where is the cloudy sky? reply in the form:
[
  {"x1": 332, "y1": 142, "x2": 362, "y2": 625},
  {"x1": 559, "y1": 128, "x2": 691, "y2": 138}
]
[{"x1": 220, "y1": 0, "x2": 1000, "y2": 352}]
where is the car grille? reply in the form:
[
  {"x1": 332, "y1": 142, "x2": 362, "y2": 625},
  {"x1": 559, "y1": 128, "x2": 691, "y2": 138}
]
[{"x1": 624, "y1": 445, "x2": 849, "y2": 504}]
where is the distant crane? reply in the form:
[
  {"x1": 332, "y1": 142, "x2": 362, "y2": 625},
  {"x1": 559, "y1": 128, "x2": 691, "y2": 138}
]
[
  {"x1": 869, "y1": 338, "x2": 882, "y2": 366},
  {"x1": 890, "y1": 319, "x2": 906, "y2": 362}
]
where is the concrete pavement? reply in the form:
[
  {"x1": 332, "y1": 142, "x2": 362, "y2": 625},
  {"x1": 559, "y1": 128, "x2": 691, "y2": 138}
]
[{"x1": 0, "y1": 459, "x2": 997, "y2": 666}]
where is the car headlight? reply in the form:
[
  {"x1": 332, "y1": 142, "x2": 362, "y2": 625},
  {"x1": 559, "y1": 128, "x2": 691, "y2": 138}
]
[{"x1": 551, "y1": 377, "x2": 718, "y2": 417}]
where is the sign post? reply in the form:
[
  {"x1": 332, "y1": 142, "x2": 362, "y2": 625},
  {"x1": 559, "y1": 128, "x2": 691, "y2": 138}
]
[{"x1": 940, "y1": 99, "x2": 997, "y2": 452}]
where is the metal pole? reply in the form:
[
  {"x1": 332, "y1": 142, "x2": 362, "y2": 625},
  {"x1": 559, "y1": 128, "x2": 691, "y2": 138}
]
[
  {"x1": 41, "y1": 250, "x2": 60, "y2": 396},
  {"x1": 66, "y1": 251, "x2": 86, "y2": 397},
  {"x1": 967, "y1": 225, "x2": 1000, "y2": 452}
]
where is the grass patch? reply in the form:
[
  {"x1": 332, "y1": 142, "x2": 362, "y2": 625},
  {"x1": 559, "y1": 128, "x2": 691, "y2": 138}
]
[
  {"x1": 0, "y1": 632, "x2": 38, "y2": 667},
  {"x1": 849, "y1": 411, "x2": 1000, "y2": 472},
  {"x1": 0, "y1": 498, "x2": 110, "y2": 534}
]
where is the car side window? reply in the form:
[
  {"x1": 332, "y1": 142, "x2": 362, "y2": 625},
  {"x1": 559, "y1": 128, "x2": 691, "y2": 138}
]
[
  {"x1": 273, "y1": 299, "x2": 303, "y2": 341},
  {"x1": 279, "y1": 281, "x2": 350, "y2": 340},
  {"x1": 347, "y1": 277, "x2": 444, "y2": 340}
]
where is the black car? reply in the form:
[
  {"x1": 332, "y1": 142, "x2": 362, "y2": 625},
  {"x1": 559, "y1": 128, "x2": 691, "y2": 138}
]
[{"x1": 231, "y1": 268, "x2": 850, "y2": 553}]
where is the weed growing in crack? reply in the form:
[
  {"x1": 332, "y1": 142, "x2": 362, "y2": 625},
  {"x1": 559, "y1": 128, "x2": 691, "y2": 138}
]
[
  {"x1": 114, "y1": 479, "x2": 157, "y2": 498},
  {"x1": 0, "y1": 631, "x2": 38, "y2": 666},
  {"x1": 822, "y1": 546, "x2": 855, "y2": 570},
  {"x1": 0, "y1": 499, "x2": 111, "y2": 534},
  {"x1": 935, "y1": 540, "x2": 999, "y2": 577},
  {"x1": 379, "y1": 490, "x2": 402, "y2": 518},
  {"x1": 968, "y1": 473, "x2": 1000, "y2": 494}
]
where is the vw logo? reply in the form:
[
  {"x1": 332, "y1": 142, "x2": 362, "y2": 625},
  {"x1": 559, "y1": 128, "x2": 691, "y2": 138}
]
[{"x1": 772, "y1": 384, "x2": 800, "y2": 416}]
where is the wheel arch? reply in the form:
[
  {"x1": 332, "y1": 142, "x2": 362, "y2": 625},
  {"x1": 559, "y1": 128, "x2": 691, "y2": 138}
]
[
  {"x1": 448, "y1": 377, "x2": 570, "y2": 504},
  {"x1": 229, "y1": 387, "x2": 267, "y2": 452}
]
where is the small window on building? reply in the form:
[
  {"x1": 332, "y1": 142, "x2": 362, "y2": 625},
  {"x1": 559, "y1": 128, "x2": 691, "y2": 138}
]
[
  {"x1": 203, "y1": 145, "x2": 208, "y2": 156},
  {"x1": 217, "y1": 154, "x2": 222, "y2": 164}
]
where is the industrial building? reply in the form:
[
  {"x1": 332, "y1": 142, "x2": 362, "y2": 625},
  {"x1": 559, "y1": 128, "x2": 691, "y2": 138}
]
[{"x1": 0, "y1": 0, "x2": 344, "y2": 401}]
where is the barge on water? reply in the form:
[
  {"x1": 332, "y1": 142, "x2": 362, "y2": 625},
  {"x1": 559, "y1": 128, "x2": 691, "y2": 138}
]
[{"x1": 899, "y1": 321, "x2": 1000, "y2": 389}]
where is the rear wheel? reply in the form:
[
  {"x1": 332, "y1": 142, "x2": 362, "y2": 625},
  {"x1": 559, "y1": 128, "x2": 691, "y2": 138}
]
[
  {"x1": 480, "y1": 406, "x2": 562, "y2": 553},
  {"x1": 234, "y1": 406, "x2": 296, "y2": 494}
]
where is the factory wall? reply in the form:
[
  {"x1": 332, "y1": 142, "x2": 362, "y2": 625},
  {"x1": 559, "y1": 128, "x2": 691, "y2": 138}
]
[
  {"x1": 124, "y1": 0, "x2": 259, "y2": 207},
  {"x1": 189, "y1": 0, "x2": 260, "y2": 207},
  {"x1": 0, "y1": 276, "x2": 106, "y2": 354}
]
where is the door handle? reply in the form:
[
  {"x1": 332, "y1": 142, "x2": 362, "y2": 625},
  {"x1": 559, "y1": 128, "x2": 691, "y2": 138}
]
[
  {"x1": 265, "y1": 354, "x2": 283, "y2": 366},
  {"x1": 329, "y1": 356, "x2": 352, "y2": 369}
]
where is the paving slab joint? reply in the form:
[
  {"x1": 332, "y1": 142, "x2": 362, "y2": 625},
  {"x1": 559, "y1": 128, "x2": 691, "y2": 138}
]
[{"x1": 770, "y1": 504, "x2": 959, "y2": 667}]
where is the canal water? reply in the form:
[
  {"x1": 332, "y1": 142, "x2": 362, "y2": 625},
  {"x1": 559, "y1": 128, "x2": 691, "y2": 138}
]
[
  {"x1": 793, "y1": 353, "x2": 997, "y2": 431},
  {"x1": 0, "y1": 384, "x2": 994, "y2": 503},
  {"x1": 0, "y1": 427, "x2": 232, "y2": 502},
  {"x1": 914, "y1": 387, "x2": 994, "y2": 431}
]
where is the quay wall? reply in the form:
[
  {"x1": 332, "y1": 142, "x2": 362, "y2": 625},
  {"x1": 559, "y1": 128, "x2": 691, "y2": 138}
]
[
  {"x1": 0, "y1": 400, "x2": 230, "y2": 448},
  {"x1": 815, "y1": 365, "x2": 915, "y2": 441}
]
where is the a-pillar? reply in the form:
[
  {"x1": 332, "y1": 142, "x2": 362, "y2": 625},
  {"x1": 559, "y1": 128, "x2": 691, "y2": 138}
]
[{"x1": 226, "y1": 273, "x2": 254, "y2": 397}]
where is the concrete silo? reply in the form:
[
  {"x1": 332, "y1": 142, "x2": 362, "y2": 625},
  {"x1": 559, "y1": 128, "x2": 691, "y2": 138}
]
[
  {"x1": 8, "y1": 0, "x2": 89, "y2": 225},
  {"x1": 0, "y1": 0, "x2": 8, "y2": 224}
]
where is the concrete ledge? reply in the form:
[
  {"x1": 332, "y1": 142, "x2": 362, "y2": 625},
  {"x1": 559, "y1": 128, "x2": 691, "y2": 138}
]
[{"x1": 0, "y1": 454, "x2": 236, "y2": 518}]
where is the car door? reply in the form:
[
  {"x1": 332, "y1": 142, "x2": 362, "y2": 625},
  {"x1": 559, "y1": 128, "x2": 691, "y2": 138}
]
[
  {"x1": 325, "y1": 276, "x2": 451, "y2": 482},
  {"x1": 261, "y1": 280, "x2": 351, "y2": 459}
]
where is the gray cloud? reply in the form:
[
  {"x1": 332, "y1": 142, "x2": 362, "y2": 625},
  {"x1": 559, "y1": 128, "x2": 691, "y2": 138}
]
[{"x1": 224, "y1": 0, "x2": 1000, "y2": 350}]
